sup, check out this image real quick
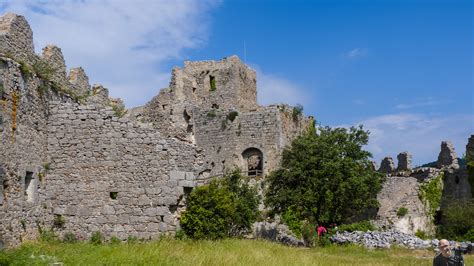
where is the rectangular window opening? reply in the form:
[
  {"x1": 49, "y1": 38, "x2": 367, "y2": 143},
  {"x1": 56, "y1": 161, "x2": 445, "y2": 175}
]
[
  {"x1": 110, "y1": 192, "x2": 118, "y2": 200},
  {"x1": 209, "y1": 75, "x2": 216, "y2": 91},
  {"x1": 25, "y1": 171, "x2": 35, "y2": 203}
]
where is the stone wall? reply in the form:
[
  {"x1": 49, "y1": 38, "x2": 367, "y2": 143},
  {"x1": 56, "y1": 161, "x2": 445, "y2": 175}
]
[
  {"x1": 44, "y1": 102, "x2": 206, "y2": 240},
  {"x1": 0, "y1": 13, "x2": 35, "y2": 63},
  {"x1": 0, "y1": 56, "x2": 51, "y2": 247}
]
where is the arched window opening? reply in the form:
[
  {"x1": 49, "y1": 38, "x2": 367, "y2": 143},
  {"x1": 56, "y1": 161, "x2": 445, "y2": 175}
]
[{"x1": 242, "y1": 148, "x2": 263, "y2": 177}]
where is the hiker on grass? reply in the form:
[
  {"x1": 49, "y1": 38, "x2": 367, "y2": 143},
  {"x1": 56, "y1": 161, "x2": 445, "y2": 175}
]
[{"x1": 433, "y1": 239, "x2": 464, "y2": 266}]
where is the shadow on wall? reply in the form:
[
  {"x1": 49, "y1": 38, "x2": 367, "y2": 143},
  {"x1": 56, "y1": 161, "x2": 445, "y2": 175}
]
[{"x1": 0, "y1": 162, "x2": 4, "y2": 205}]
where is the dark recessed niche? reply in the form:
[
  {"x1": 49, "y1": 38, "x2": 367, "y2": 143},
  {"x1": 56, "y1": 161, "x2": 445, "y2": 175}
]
[
  {"x1": 183, "y1": 187, "x2": 193, "y2": 195},
  {"x1": 110, "y1": 192, "x2": 118, "y2": 200}
]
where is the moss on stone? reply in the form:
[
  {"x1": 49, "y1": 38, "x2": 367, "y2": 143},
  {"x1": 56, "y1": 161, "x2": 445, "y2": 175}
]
[{"x1": 418, "y1": 172, "x2": 444, "y2": 220}]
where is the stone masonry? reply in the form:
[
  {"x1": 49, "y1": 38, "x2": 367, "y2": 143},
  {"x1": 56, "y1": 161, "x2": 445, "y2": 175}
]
[
  {"x1": 0, "y1": 13, "x2": 312, "y2": 247},
  {"x1": 0, "y1": 13, "x2": 470, "y2": 247},
  {"x1": 375, "y1": 140, "x2": 472, "y2": 235}
]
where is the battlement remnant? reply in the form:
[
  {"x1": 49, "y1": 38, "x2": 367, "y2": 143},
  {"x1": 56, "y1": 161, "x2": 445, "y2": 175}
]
[
  {"x1": 68, "y1": 67, "x2": 90, "y2": 95},
  {"x1": 41, "y1": 45, "x2": 67, "y2": 82},
  {"x1": 0, "y1": 13, "x2": 34, "y2": 62},
  {"x1": 397, "y1": 152, "x2": 412, "y2": 171},
  {"x1": 437, "y1": 141, "x2": 459, "y2": 169},
  {"x1": 379, "y1": 157, "x2": 395, "y2": 173}
]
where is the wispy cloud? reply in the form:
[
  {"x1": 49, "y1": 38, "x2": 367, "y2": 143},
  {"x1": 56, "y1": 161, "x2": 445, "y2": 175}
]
[
  {"x1": 395, "y1": 97, "x2": 448, "y2": 110},
  {"x1": 335, "y1": 113, "x2": 474, "y2": 166},
  {"x1": 1, "y1": 0, "x2": 220, "y2": 107},
  {"x1": 344, "y1": 48, "x2": 367, "y2": 59},
  {"x1": 352, "y1": 99, "x2": 365, "y2": 105},
  {"x1": 252, "y1": 65, "x2": 312, "y2": 107}
]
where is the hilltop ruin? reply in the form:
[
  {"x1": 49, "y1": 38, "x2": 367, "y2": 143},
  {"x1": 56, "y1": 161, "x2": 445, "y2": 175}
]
[
  {"x1": 0, "y1": 13, "x2": 311, "y2": 247},
  {"x1": 0, "y1": 13, "x2": 471, "y2": 248}
]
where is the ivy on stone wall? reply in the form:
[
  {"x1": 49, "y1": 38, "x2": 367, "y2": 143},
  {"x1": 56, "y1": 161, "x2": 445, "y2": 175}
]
[{"x1": 418, "y1": 172, "x2": 444, "y2": 220}]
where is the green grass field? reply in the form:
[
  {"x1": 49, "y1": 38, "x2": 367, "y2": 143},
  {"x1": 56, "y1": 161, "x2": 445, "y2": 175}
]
[{"x1": 1, "y1": 239, "x2": 472, "y2": 266}]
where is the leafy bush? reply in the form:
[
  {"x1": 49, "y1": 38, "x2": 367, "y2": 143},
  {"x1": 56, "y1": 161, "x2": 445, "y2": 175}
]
[
  {"x1": 397, "y1": 207, "x2": 408, "y2": 217},
  {"x1": 437, "y1": 199, "x2": 474, "y2": 241},
  {"x1": 174, "y1": 229, "x2": 187, "y2": 240},
  {"x1": 90, "y1": 231, "x2": 103, "y2": 245},
  {"x1": 281, "y1": 208, "x2": 303, "y2": 238},
  {"x1": 265, "y1": 126, "x2": 383, "y2": 225},
  {"x1": 463, "y1": 228, "x2": 474, "y2": 242},
  {"x1": 292, "y1": 104, "x2": 303, "y2": 121},
  {"x1": 301, "y1": 221, "x2": 317, "y2": 246},
  {"x1": 62, "y1": 232, "x2": 78, "y2": 243},
  {"x1": 337, "y1": 221, "x2": 376, "y2": 232},
  {"x1": 418, "y1": 173, "x2": 443, "y2": 219},
  {"x1": 180, "y1": 170, "x2": 260, "y2": 239},
  {"x1": 415, "y1": 230, "x2": 429, "y2": 240}
]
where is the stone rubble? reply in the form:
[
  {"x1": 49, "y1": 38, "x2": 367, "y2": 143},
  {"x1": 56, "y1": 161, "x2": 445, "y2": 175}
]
[
  {"x1": 330, "y1": 230, "x2": 472, "y2": 251},
  {"x1": 252, "y1": 220, "x2": 305, "y2": 247}
]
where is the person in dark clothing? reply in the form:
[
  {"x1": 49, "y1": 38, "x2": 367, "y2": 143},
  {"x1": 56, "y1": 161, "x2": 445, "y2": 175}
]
[{"x1": 433, "y1": 239, "x2": 464, "y2": 266}]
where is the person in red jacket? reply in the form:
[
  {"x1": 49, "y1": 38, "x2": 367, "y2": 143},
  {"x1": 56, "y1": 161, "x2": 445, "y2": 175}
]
[{"x1": 317, "y1": 225, "x2": 327, "y2": 237}]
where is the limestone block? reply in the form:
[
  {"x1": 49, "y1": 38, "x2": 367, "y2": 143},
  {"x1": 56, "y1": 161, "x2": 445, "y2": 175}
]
[
  {"x1": 178, "y1": 180, "x2": 195, "y2": 187},
  {"x1": 169, "y1": 170, "x2": 185, "y2": 180}
]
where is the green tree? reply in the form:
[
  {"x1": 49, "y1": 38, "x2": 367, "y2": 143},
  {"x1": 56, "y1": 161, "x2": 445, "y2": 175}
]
[
  {"x1": 180, "y1": 171, "x2": 260, "y2": 239},
  {"x1": 265, "y1": 125, "x2": 384, "y2": 225}
]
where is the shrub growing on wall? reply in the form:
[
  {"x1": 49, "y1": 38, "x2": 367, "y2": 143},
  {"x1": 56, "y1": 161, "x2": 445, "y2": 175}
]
[
  {"x1": 265, "y1": 125, "x2": 384, "y2": 226},
  {"x1": 180, "y1": 171, "x2": 260, "y2": 239}
]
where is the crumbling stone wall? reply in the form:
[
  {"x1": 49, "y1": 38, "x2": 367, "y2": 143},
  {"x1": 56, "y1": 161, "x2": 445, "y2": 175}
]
[
  {"x1": 45, "y1": 102, "x2": 205, "y2": 240},
  {"x1": 0, "y1": 56, "x2": 51, "y2": 247},
  {"x1": 0, "y1": 13, "x2": 35, "y2": 63}
]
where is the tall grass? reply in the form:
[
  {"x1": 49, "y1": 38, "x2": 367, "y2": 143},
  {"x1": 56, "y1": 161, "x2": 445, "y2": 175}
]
[{"x1": 1, "y1": 238, "x2": 472, "y2": 266}]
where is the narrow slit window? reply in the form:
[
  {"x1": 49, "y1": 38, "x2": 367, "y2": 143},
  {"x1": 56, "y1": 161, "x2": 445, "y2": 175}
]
[{"x1": 209, "y1": 76, "x2": 216, "y2": 91}]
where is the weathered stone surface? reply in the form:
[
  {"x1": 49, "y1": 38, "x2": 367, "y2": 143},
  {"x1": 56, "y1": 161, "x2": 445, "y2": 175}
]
[
  {"x1": 397, "y1": 152, "x2": 412, "y2": 171},
  {"x1": 379, "y1": 157, "x2": 395, "y2": 173},
  {"x1": 68, "y1": 67, "x2": 90, "y2": 96},
  {"x1": 375, "y1": 176, "x2": 435, "y2": 235},
  {"x1": 253, "y1": 220, "x2": 304, "y2": 247},
  {"x1": 0, "y1": 13, "x2": 35, "y2": 62},
  {"x1": 42, "y1": 45, "x2": 67, "y2": 82},
  {"x1": 437, "y1": 141, "x2": 459, "y2": 169},
  {"x1": 330, "y1": 230, "x2": 472, "y2": 250},
  {"x1": 466, "y1": 135, "x2": 474, "y2": 162}
]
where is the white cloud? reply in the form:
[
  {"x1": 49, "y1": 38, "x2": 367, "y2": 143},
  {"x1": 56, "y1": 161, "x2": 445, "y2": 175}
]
[
  {"x1": 344, "y1": 48, "x2": 367, "y2": 59},
  {"x1": 395, "y1": 97, "x2": 448, "y2": 110},
  {"x1": 1, "y1": 0, "x2": 220, "y2": 107},
  {"x1": 252, "y1": 65, "x2": 312, "y2": 107},
  {"x1": 335, "y1": 113, "x2": 474, "y2": 166}
]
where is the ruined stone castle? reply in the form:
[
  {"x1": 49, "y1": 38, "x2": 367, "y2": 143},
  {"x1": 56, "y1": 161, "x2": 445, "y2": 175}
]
[
  {"x1": 0, "y1": 13, "x2": 472, "y2": 248},
  {"x1": 0, "y1": 13, "x2": 311, "y2": 247}
]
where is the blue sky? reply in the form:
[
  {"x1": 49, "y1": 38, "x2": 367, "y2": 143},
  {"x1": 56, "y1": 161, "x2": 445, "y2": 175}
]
[{"x1": 1, "y1": 0, "x2": 472, "y2": 166}]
